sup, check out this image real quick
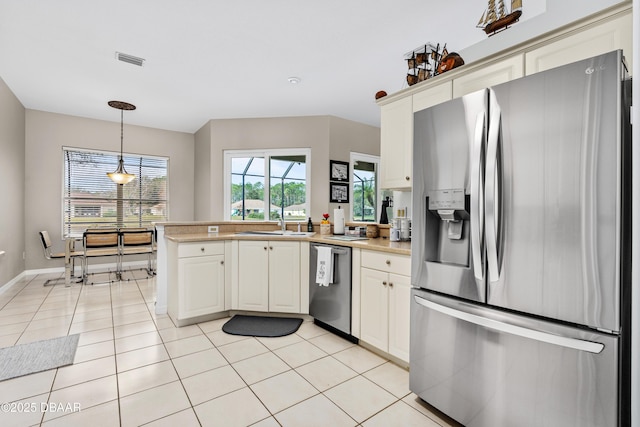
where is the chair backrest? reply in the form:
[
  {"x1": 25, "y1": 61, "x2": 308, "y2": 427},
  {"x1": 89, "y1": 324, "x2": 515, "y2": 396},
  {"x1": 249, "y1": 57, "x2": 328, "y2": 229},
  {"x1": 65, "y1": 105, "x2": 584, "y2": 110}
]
[
  {"x1": 120, "y1": 228, "x2": 154, "y2": 247},
  {"x1": 84, "y1": 229, "x2": 119, "y2": 249},
  {"x1": 39, "y1": 231, "x2": 53, "y2": 258}
]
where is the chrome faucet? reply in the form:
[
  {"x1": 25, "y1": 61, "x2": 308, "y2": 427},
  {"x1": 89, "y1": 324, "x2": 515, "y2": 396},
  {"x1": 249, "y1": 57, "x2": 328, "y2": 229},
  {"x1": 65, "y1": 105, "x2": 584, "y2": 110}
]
[{"x1": 279, "y1": 218, "x2": 287, "y2": 233}]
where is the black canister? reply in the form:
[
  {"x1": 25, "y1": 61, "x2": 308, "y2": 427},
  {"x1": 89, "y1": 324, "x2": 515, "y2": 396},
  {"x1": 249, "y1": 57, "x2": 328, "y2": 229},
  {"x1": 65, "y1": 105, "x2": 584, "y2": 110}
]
[{"x1": 380, "y1": 197, "x2": 390, "y2": 224}]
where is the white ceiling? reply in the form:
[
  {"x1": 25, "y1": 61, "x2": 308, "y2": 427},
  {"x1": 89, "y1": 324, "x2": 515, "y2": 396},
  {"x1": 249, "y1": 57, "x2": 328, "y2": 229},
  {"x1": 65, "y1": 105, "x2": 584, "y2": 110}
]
[{"x1": 1, "y1": 0, "x2": 497, "y2": 133}]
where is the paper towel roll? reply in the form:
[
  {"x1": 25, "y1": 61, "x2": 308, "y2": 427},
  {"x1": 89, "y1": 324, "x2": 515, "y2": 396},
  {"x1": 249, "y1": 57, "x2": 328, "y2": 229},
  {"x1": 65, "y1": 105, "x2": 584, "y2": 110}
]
[{"x1": 333, "y1": 208, "x2": 345, "y2": 235}]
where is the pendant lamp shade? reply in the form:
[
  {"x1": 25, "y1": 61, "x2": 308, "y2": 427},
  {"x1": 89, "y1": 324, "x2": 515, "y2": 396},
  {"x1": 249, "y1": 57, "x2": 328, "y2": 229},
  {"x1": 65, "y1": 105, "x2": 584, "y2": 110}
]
[{"x1": 107, "y1": 100, "x2": 136, "y2": 185}]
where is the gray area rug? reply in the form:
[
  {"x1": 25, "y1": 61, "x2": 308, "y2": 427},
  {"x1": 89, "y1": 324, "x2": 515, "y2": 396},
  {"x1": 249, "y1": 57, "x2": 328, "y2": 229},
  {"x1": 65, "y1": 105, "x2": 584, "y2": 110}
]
[
  {"x1": 0, "y1": 334, "x2": 80, "y2": 381},
  {"x1": 222, "y1": 315, "x2": 303, "y2": 337}
]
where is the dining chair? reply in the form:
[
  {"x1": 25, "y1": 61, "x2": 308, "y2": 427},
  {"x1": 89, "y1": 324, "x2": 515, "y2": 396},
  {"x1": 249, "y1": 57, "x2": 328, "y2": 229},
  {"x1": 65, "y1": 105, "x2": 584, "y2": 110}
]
[
  {"x1": 119, "y1": 228, "x2": 155, "y2": 278},
  {"x1": 82, "y1": 228, "x2": 121, "y2": 285},
  {"x1": 38, "y1": 230, "x2": 83, "y2": 286}
]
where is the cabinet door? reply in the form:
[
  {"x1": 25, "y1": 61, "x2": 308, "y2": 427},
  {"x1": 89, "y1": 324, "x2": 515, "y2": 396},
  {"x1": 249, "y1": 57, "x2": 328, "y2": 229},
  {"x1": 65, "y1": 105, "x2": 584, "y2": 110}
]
[
  {"x1": 238, "y1": 241, "x2": 269, "y2": 312},
  {"x1": 412, "y1": 80, "x2": 453, "y2": 113},
  {"x1": 387, "y1": 273, "x2": 411, "y2": 363},
  {"x1": 380, "y1": 96, "x2": 413, "y2": 189},
  {"x1": 360, "y1": 267, "x2": 389, "y2": 351},
  {"x1": 525, "y1": 12, "x2": 633, "y2": 75},
  {"x1": 178, "y1": 254, "x2": 225, "y2": 318},
  {"x1": 453, "y1": 55, "x2": 524, "y2": 98},
  {"x1": 269, "y1": 241, "x2": 301, "y2": 313}
]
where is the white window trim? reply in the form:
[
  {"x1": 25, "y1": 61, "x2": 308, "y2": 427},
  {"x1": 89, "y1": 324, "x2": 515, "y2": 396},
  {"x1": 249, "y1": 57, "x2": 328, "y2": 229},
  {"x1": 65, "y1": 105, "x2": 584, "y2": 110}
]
[
  {"x1": 223, "y1": 148, "x2": 311, "y2": 222},
  {"x1": 350, "y1": 152, "x2": 380, "y2": 223}
]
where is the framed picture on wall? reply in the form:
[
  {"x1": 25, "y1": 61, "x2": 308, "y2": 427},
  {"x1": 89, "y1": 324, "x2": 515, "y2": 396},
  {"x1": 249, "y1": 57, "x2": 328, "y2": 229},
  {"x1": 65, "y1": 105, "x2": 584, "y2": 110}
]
[
  {"x1": 330, "y1": 182, "x2": 349, "y2": 203},
  {"x1": 330, "y1": 160, "x2": 349, "y2": 182}
]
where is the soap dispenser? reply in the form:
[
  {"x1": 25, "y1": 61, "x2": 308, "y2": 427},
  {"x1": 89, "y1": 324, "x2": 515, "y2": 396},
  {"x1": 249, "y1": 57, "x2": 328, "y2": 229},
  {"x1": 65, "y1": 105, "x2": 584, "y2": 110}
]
[{"x1": 307, "y1": 217, "x2": 313, "y2": 232}]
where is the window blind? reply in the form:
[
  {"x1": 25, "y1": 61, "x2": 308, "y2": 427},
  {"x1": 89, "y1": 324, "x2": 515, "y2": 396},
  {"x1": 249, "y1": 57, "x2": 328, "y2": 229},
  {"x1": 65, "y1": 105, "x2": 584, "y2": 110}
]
[{"x1": 63, "y1": 148, "x2": 168, "y2": 237}]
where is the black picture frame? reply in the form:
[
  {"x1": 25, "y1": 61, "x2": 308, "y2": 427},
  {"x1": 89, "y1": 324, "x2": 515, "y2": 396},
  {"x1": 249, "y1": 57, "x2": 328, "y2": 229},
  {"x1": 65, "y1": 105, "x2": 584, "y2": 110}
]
[
  {"x1": 330, "y1": 182, "x2": 349, "y2": 203},
  {"x1": 330, "y1": 160, "x2": 349, "y2": 182}
]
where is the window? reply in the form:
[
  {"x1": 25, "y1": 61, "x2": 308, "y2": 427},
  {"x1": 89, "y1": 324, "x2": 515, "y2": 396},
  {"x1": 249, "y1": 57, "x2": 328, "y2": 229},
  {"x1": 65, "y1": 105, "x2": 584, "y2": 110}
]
[
  {"x1": 224, "y1": 149, "x2": 310, "y2": 222},
  {"x1": 350, "y1": 152, "x2": 379, "y2": 222},
  {"x1": 63, "y1": 147, "x2": 169, "y2": 237}
]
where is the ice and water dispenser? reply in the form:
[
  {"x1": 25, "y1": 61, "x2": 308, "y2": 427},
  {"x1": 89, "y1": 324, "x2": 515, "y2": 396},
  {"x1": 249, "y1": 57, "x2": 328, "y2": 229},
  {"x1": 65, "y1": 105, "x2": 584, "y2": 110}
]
[{"x1": 424, "y1": 188, "x2": 470, "y2": 267}]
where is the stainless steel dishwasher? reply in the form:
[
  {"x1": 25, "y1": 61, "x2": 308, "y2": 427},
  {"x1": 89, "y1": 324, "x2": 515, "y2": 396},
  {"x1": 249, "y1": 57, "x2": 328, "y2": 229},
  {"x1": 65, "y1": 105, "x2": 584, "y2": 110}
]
[{"x1": 309, "y1": 243, "x2": 356, "y2": 342}]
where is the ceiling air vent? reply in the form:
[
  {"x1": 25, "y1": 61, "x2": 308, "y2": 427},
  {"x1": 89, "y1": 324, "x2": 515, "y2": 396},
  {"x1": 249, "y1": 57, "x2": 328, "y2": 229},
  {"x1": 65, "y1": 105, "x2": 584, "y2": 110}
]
[{"x1": 116, "y1": 52, "x2": 145, "y2": 67}]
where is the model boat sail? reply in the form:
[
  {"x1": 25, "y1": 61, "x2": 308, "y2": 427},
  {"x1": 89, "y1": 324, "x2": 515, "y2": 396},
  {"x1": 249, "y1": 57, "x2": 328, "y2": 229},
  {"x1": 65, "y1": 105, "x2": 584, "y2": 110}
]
[{"x1": 478, "y1": 0, "x2": 522, "y2": 35}]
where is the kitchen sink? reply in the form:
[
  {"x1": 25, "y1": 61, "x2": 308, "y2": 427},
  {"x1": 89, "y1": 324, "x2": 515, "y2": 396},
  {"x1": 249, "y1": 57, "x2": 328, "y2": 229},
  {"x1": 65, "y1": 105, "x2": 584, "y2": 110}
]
[{"x1": 235, "y1": 230, "x2": 316, "y2": 237}]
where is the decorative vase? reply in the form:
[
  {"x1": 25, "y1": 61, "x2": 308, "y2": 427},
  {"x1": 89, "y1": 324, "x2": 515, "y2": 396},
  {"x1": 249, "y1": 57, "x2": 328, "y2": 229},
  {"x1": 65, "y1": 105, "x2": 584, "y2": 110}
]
[{"x1": 320, "y1": 223, "x2": 331, "y2": 235}]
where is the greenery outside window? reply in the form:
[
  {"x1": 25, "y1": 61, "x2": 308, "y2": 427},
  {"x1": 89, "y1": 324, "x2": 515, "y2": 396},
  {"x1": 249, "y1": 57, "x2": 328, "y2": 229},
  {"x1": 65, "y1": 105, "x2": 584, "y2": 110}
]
[
  {"x1": 63, "y1": 147, "x2": 168, "y2": 237},
  {"x1": 224, "y1": 149, "x2": 310, "y2": 222},
  {"x1": 350, "y1": 152, "x2": 379, "y2": 222}
]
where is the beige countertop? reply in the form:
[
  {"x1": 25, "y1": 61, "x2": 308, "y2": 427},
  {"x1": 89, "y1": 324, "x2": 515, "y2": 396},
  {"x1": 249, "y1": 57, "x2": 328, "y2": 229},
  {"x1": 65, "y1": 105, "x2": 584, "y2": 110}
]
[{"x1": 165, "y1": 232, "x2": 411, "y2": 256}]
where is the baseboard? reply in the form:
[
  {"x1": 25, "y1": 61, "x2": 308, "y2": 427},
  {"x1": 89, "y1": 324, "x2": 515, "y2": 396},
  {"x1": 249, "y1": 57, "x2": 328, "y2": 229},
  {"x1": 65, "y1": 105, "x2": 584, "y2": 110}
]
[
  {"x1": 0, "y1": 271, "x2": 28, "y2": 295},
  {"x1": 25, "y1": 260, "x2": 151, "y2": 277},
  {"x1": 4, "y1": 260, "x2": 153, "y2": 292}
]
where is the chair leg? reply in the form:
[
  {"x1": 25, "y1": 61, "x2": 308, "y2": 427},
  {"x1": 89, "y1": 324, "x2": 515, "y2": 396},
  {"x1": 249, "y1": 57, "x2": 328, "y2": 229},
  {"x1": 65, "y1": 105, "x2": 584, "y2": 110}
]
[{"x1": 43, "y1": 276, "x2": 66, "y2": 287}]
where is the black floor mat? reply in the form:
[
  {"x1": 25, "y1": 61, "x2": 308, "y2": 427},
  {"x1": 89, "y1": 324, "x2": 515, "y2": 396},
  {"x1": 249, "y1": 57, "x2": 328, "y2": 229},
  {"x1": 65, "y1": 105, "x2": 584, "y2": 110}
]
[{"x1": 222, "y1": 315, "x2": 303, "y2": 337}]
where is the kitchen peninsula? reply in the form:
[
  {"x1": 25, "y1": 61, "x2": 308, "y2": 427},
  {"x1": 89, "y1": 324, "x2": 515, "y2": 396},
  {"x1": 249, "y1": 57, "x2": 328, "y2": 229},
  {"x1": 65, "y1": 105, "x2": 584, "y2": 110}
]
[{"x1": 154, "y1": 221, "x2": 412, "y2": 364}]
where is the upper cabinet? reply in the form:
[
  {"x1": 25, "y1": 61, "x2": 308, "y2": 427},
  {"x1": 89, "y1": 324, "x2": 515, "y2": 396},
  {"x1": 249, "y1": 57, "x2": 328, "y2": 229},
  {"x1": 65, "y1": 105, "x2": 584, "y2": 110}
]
[
  {"x1": 452, "y1": 55, "x2": 524, "y2": 98},
  {"x1": 412, "y1": 80, "x2": 453, "y2": 113},
  {"x1": 380, "y1": 82, "x2": 453, "y2": 190},
  {"x1": 380, "y1": 97, "x2": 413, "y2": 190},
  {"x1": 377, "y1": 6, "x2": 632, "y2": 191},
  {"x1": 525, "y1": 11, "x2": 633, "y2": 76}
]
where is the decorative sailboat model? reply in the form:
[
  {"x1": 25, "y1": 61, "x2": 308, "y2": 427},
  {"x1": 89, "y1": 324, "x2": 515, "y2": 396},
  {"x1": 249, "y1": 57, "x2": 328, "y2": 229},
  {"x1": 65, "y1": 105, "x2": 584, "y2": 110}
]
[{"x1": 478, "y1": 0, "x2": 522, "y2": 35}]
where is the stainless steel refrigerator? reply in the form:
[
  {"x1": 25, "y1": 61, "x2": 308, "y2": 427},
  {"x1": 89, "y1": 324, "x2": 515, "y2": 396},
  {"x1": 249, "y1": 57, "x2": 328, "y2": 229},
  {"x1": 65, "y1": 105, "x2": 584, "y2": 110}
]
[{"x1": 410, "y1": 50, "x2": 632, "y2": 427}]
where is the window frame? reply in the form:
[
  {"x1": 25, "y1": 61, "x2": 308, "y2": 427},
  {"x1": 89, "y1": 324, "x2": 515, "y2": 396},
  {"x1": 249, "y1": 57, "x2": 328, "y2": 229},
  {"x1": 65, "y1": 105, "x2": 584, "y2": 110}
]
[
  {"x1": 61, "y1": 146, "x2": 169, "y2": 237},
  {"x1": 350, "y1": 152, "x2": 380, "y2": 223},
  {"x1": 223, "y1": 148, "x2": 311, "y2": 222}
]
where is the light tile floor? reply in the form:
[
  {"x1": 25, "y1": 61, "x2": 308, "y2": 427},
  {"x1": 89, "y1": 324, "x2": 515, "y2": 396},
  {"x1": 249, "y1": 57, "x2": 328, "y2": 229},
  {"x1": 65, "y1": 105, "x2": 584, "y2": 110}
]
[{"x1": 0, "y1": 271, "x2": 458, "y2": 427}]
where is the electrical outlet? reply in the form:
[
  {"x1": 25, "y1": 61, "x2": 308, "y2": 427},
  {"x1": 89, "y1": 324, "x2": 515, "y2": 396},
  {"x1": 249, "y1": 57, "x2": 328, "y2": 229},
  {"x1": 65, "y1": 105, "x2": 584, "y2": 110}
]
[{"x1": 208, "y1": 226, "x2": 219, "y2": 233}]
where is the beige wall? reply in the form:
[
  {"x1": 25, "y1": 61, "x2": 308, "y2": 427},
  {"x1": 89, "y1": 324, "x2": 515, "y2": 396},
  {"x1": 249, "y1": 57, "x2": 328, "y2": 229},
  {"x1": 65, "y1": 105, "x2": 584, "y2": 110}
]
[
  {"x1": 194, "y1": 116, "x2": 380, "y2": 222},
  {"x1": 327, "y1": 116, "x2": 381, "y2": 212},
  {"x1": 25, "y1": 110, "x2": 195, "y2": 270},
  {"x1": 194, "y1": 121, "x2": 212, "y2": 219},
  {"x1": 2, "y1": 104, "x2": 378, "y2": 278},
  {"x1": 0, "y1": 78, "x2": 26, "y2": 286}
]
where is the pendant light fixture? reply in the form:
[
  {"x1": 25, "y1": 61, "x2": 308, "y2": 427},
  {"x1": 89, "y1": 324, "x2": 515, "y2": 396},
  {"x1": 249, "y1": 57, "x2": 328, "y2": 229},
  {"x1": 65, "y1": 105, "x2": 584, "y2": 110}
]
[{"x1": 107, "y1": 100, "x2": 136, "y2": 185}]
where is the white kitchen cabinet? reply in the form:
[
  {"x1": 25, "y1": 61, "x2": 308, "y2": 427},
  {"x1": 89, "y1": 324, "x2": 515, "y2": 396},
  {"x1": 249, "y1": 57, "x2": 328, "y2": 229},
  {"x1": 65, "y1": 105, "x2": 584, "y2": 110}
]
[
  {"x1": 380, "y1": 96, "x2": 413, "y2": 189},
  {"x1": 525, "y1": 10, "x2": 633, "y2": 76},
  {"x1": 268, "y1": 241, "x2": 301, "y2": 313},
  {"x1": 380, "y1": 82, "x2": 453, "y2": 190},
  {"x1": 167, "y1": 241, "x2": 225, "y2": 325},
  {"x1": 453, "y1": 54, "x2": 524, "y2": 98},
  {"x1": 412, "y1": 80, "x2": 453, "y2": 113},
  {"x1": 237, "y1": 240, "x2": 301, "y2": 313},
  {"x1": 360, "y1": 250, "x2": 411, "y2": 363}
]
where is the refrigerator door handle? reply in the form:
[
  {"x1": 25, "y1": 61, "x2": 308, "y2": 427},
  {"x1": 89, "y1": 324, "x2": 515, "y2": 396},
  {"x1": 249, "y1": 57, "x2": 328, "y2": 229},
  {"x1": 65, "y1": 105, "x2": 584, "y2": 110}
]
[
  {"x1": 413, "y1": 295, "x2": 605, "y2": 354},
  {"x1": 470, "y1": 112, "x2": 485, "y2": 286},
  {"x1": 485, "y1": 91, "x2": 501, "y2": 282}
]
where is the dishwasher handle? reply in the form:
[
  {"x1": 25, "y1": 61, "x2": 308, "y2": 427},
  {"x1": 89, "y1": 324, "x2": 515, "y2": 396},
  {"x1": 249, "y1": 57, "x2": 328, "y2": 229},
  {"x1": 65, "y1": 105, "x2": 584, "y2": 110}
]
[{"x1": 312, "y1": 245, "x2": 349, "y2": 255}]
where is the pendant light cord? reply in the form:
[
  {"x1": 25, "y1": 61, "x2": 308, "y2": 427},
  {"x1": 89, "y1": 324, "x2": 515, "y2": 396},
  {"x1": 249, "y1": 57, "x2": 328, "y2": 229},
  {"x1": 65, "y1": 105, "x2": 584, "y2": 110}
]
[{"x1": 120, "y1": 109, "x2": 124, "y2": 160}]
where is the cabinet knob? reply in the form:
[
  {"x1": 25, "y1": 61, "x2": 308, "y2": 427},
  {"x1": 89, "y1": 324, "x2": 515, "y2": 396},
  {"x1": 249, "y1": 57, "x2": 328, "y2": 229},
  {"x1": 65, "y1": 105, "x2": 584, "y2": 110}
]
[
  {"x1": 264, "y1": 246, "x2": 268, "y2": 250},
  {"x1": 405, "y1": 176, "x2": 410, "y2": 181},
  {"x1": 382, "y1": 281, "x2": 388, "y2": 286},
  {"x1": 389, "y1": 282, "x2": 394, "y2": 288},
  {"x1": 385, "y1": 260, "x2": 391, "y2": 265},
  {"x1": 220, "y1": 261, "x2": 224, "y2": 265},
  {"x1": 269, "y1": 246, "x2": 273, "y2": 250},
  {"x1": 200, "y1": 247, "x2": 205, "y2": 252}
]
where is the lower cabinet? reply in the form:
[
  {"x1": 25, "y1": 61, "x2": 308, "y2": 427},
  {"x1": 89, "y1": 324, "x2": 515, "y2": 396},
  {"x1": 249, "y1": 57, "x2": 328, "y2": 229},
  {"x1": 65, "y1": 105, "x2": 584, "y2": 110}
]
[
  {"x1": 167, "y1": 241, "x2": 226, "y2": 325},
  {"x1": 360, "y1": 251, "x2": 411, "y2": 363},
  {"x1": 237, "y1": 240, "x2": 301, "y2": 313}
]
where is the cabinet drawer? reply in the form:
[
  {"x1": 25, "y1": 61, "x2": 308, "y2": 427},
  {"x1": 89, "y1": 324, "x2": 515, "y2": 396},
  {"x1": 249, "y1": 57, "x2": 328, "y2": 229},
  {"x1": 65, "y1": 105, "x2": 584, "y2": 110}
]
[
  {"x1": 361, "y1": 250, "x2": 410, "y2": 276},
  {"x1": 178, "y1": 241, "x2": 225, "y2": 258}
]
